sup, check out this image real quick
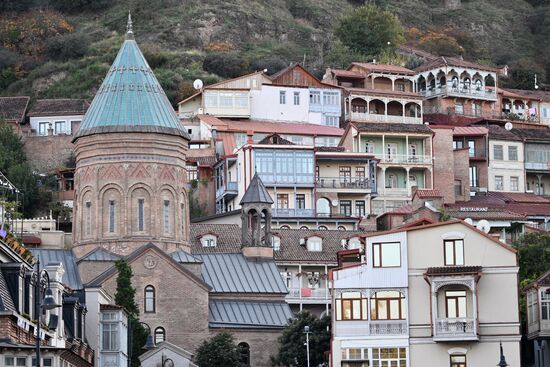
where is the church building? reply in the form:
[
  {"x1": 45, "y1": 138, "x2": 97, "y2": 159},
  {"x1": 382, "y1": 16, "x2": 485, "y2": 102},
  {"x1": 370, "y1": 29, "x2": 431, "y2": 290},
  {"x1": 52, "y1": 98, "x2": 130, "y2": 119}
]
[{"x1": 72, "y1": 16, "x2": 291, "y2": 367}]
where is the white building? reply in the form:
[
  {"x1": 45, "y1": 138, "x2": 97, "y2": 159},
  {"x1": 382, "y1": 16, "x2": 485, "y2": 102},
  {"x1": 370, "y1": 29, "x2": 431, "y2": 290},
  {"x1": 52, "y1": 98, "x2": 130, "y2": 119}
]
[
  {"x1": 487, "y1": 125, "x2": 525, "y2": 193},
  {"x1": 27, "y1": 99, "x2": 88, "y2": 136},
  {"x1": 330, "y1": 220, "x2": 520, "y2": 367}
]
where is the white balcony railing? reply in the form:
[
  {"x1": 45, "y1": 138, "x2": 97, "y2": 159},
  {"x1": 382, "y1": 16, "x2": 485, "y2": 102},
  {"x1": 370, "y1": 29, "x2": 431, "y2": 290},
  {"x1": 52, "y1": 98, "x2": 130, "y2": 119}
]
[
  {"x1": 376, "y1": 154, "x2": 432, "y2": 164},
  {"x1": 316, "y1": 177, "x2": 375, "y2": 190},
  {"x1": 350, "y1": 112, "x2": 422, "y2": 124},
  {"x1": 420, "y1": 85, "x2": 497, "y2": 100},
  {"x1": 434, "y1": 318, "x2": 477, "y2": 340},
  {"x1": 287, "y1": 287, "x2": 329, "y2": 300},
  {"x1": 273, "y1": 209, "x2": 315, "y2": 218},
  {"x1": 335, "y1": 320, "x2": 408, "y2": 337}
]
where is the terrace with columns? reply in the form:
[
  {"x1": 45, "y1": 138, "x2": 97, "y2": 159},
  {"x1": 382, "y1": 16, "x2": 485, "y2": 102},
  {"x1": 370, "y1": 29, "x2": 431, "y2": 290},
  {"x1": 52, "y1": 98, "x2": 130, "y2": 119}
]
[
  {"x1": 323, "y1": 63, "x2": 424, "y2": 124},
  {"x1": 415, "y1": 57, "x2": 498, "y2": 117}
]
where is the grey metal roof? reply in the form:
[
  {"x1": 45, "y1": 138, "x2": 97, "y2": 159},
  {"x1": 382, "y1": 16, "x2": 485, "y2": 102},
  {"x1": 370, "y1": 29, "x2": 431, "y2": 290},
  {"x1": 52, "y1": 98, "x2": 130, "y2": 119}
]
[
  {"x1": 209, "y1": 299, "x2": 292, "y2": 329},
  {"x1": 78, "y1": 247, "x2": 122, "y2": 262},
  {"x1": 29, "y1": 249, "x2": 82, "y2": 290},
  {"x1": 170, "y1": 249, "x2": 202, "y2": 263},
  {"x1": 0, "y1": 270, "x2": 15, "y2": 312},
  {"x1": 196, "y1": 253, "x2": 287, "y2": 294},
  {"x1": 240, "y1": 173, "x2": 273, "y2": 205}
]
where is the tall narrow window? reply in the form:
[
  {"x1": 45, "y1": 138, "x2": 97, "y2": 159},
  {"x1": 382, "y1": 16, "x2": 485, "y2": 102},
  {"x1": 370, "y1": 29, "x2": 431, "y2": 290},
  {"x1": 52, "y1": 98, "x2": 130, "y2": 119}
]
[
  {"x1": 144, "y1": 285, "x2": 155, "y2": 313},
  {"x1": 340, "y1": 200, "x2": 352, "y2": 216},
  {"x1": 508, "y1": 146, "x2": 518, "y2": 161},
  {"x1": 279, "y1": 91, "x2": 286, "y2": 104},
  {"x1": 102, "y1": 322, "x2": 118, "y2": 350},
  {"x1": 163, "y1": 200, "x2": 170, "y2": 234},
  {"x1": 293, "y1": 91, "x2": 300, "y2": 105},
  {"x1": 296, "y1": 194, "x2": 306, "y2": 209},
  {"x1": 154, "y1": 327, "x2": 166, "y2": 344},
  {"x1": 493, "y1": 144, "x2": 503, "y2": 160},
  {"x1": 446, "y1": 290, "x2": 467, "y2": 318},
  {"x1": 510, "y1": 177, "x2": 519, "y2": 191},
  {"x1": 444, "y1": 239, "x2": 464, "y2": 265},
  {"x1": 541, "y1": 290, "x2": 550, "y2": 320},
  {"x1": 108, "y1": 200, "x2": 115, "y2": 233},
  {"x1": 335, "y1": 291, "x2": 368, "y2": 320},
  {"x1": 138, "y1": 199, "x2": 145, "y2": 231},
  {"x1": 495, "y1": 175, "x2": 504, "y2": 190},
  {"x1": 238, "y1": 342, "x2": 251, "y2": 367},
  {"x1": 85, "y1": 202, "x2": 91, "y2": 236}
]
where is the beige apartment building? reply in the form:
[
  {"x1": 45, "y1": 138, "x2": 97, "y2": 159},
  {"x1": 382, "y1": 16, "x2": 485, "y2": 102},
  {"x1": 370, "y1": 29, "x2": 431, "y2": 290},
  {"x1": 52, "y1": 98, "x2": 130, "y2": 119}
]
[{"x1": 330, "y1": 220, "x2": 520, "y2": 367}]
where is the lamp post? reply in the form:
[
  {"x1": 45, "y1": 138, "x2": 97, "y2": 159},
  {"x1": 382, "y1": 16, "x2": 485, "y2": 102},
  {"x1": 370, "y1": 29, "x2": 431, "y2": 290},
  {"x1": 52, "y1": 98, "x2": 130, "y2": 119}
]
[
  {"x1": 497, "y1": 341, "x2": 509, "y2": 367},
  {"x1": 304, "y1": 325, "x2": 311, "y2": 367},
  {"x1": 34, "y1": 256, "x2": 61, "y2": 367}
]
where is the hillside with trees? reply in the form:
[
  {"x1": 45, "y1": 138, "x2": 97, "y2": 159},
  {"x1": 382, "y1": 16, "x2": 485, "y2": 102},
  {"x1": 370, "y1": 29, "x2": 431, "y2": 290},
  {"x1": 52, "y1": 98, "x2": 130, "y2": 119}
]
[{"x1": 1, "y1": 0, "x2": 550, "y2": 105}]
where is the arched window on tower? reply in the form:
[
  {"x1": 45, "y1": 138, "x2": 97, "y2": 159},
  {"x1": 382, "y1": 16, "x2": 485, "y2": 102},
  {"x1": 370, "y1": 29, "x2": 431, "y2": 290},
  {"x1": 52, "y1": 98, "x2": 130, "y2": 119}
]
[
  {"x1": 163, "y1": 200, "x2": 170, "y2": 235},
  {"x1": 109, "y1": 200, "x2": 116, "y2": 233},
  {"x1": 144, "y1": 285, "x2": 155, "y2": 313},
  {"x1": 154, "y1": 327, "x2": 166, "y2": 344},
  {"x1": 238, "y1": 342, "x2": 250, "y2": 366}
]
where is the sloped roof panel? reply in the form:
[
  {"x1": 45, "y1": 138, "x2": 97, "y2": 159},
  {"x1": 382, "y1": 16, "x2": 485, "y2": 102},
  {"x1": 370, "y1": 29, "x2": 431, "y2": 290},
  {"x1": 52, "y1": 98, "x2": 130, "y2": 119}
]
[
  {"x1": 0, "y1": 270, "x2": 16, "y2": 312},
  {"x1": 196, "y1": 253, "x2": 286, "y2": 293},
  {"x1": 78, "y1": 247, "x2": 121, "y2": 261},
  {"x1": 209, "y1": 299, "x2": 292, "y2": 328},
  {"x1": 170, "y1": 249, "x2": 202, "y2": 263},
  {"x1": 29, "y1": 249, "x2": 82, "y2": 289}
]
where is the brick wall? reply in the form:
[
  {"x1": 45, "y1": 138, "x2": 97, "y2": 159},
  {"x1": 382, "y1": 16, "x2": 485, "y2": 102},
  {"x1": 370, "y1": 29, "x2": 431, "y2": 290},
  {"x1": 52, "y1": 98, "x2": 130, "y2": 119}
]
[
  {"x1": 431, "y1": 127, "x2": 456, "y2": 204},
  {"x1": 453, "y1": 149, "x2": 470, "y2": 202},
  {"x1": 77, "y1": 261, "x2": 115, "y2": 284}
]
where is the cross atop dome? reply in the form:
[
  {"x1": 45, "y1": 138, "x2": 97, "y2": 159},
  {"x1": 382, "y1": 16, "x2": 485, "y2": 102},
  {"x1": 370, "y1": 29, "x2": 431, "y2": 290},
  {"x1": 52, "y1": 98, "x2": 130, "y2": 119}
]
[{"x1": 126, "y1": 11, "x2": 134, "y2": 39}]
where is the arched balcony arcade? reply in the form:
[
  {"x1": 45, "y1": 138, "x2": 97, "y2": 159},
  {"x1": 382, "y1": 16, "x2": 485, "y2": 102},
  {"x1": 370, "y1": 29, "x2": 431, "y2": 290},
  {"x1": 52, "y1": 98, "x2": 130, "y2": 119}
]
[
  {"x1": 416, "y1": 68, "x2": 497, "y2": 101},
  {"x1": 348, "y1": 95, "x2": 423, "y2": 124}
]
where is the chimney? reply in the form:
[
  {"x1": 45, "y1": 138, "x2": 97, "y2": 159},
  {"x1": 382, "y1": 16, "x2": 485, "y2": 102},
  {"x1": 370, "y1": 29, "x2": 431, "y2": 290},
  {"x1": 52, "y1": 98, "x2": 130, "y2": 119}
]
[{"x1": 246, "y1": 130, "x2": 254, "y2": 144}]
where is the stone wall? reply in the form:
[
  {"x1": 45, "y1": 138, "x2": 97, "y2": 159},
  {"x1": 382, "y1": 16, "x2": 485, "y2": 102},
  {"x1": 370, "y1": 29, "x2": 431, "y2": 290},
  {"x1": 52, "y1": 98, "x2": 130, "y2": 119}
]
[{"x1": 22, "y1": 134, "x2": 74, "y2": 172}]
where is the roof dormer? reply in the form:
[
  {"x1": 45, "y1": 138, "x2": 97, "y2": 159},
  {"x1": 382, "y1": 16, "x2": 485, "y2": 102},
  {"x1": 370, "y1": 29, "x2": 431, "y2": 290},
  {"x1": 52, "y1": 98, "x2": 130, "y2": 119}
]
[{"x1": 199, "y1": 233, "x2": 217, "y2": 248}]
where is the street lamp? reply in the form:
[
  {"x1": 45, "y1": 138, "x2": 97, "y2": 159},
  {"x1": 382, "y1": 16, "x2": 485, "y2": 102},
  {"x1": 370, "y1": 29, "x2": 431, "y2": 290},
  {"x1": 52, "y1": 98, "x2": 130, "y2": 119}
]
[
  {"x1": 34, "y1": 256, "x2": 61, "y2": 367},
  {"x1": 139, "y1": 322, "x2": 156, "y2": 351},
  {"x1": 162, "y1": 354, "x2": 174, "y2": 367},
  {"x1": 304, "y1": 325, "x2": 311, "y2": 367},
  {"x1": 497, "y1": 341, "x2": 509, "y2": 367}
]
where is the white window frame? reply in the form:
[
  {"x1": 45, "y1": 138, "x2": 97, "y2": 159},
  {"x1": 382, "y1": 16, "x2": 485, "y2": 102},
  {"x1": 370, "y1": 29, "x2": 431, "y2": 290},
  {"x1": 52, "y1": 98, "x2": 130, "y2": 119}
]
[
  {"x1": 293, "y1": 91, "x2": 300, "y2": 105},
  {"x1": 279, "y1": 91, "x2": 286, "y2": 104}
]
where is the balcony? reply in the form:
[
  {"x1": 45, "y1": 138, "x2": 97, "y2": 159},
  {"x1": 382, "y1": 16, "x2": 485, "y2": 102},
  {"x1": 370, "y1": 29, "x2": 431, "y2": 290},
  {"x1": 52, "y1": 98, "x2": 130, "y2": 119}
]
[
  {"x1": 377, "y1": 154, "x2": 432, "y2": 165},
  {"x1": 273, "y1": 208, "x2": 315, "y2": 217},
  {"x1": 334, "y1": 320, "x2": 408, "y2": 337},
  {"x1": 420, "y1": 85, "x2": 497, "y2": 101},
  {"x1": 316, "y1": 177, "x2": 375, "y2": 191},
  {"x1": 434, "y1": 318, "x2": 478, "y2": 341},
  {"x1": 215, "y1": 181, "x2": 238, "y2": 199},
  {"x1": 525, "y1": 162, "x2": 550, "y2": 171},
  {"x1": 286, "y1": 287, "x2": 330, "y2": 304},
  {"x1": 350, "y1": 112, "x2": 422, "y2": 124}
]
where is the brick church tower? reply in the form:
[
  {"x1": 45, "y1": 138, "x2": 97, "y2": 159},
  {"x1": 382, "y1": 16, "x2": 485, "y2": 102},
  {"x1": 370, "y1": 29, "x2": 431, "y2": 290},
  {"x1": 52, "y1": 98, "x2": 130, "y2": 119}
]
[{"x1": 72, "y1": 15, "x2": 191, "y2": 257}]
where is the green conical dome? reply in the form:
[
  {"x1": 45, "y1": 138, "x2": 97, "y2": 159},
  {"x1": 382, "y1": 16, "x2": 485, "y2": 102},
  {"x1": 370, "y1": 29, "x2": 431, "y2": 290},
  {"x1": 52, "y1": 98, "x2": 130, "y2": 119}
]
[{"x1": 74, "y1": 14, "x2": 189, "y2": 140}]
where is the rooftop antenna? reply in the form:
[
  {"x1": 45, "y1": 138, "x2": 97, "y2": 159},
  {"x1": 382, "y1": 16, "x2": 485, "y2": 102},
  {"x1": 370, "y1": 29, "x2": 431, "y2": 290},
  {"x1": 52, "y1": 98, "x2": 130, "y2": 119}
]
[
  {"x1": 535, "y1": 73, "x2": 539, "y2": 89},
  {"x1": 126, "y1": 11, "x2": 134, "y2": 40}
]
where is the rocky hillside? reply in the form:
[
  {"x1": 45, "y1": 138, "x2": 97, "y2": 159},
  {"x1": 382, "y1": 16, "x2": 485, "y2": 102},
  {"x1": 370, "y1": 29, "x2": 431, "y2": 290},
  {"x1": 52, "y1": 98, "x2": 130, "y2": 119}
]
[{"x1": 1, "y1": 0, "x2": 549, "y2": 105}]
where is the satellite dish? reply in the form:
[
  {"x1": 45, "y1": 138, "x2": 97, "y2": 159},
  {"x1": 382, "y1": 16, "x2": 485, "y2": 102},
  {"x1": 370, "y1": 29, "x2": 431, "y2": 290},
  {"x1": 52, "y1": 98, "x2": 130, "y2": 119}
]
[
  {"x1": 476, "y1": 219, "x2": 491, "y2": 233},
  {"x1": 464, "y1": 218, "x2": 474, "y2": 226},
  {"x1": 505, "y1": 122, "x2": 513, "y2": 131},
  {"x1": 193, "y1": 79, "x2": 203, "y2": 90},
  {"x1": 331, "y1": 200, "x2": 339, "y2": 207}
]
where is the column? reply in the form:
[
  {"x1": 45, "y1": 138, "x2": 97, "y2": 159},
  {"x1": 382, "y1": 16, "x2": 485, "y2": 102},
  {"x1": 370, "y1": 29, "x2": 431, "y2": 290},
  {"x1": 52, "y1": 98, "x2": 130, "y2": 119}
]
[
  {"x1": 402, "y1": 102, "x2": 406, "y2": 123},
  {"x1": 472, "y1": 280, "x2": 478, "y2": 335},
  {"x1": 298, "y1": 264, "x2": 303, "y2": 311},
  {"x1": 382, "y1": 135, "x2": 385, "y2": 162},
  {"x1": 391, "y1": 77, "x2": 396, "y2": 92},
  {"x1": 380, "y1": 166, "x2": 386, "y2": 196},
  {"x1": 406, "y1": 135, "x2": 409, "y2": 162},
  {"x1": 405, "y1": 167, "x2": 411, "y2": 195},
  {"x1": 384, "y1": 100, "x2": 388, "y2": 122},
  {"x1": 324, "y1": 264, "x2": 329, "y2": 314}
]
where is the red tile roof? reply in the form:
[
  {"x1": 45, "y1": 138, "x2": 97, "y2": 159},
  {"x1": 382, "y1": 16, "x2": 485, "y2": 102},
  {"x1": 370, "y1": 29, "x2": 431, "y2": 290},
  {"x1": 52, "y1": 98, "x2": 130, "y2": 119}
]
[
  {"x1": 446, "y1": 192, "x2": 550, "y2": 217},
  {"x1": 351, "y1": 63, "x2": 415, "y2": 75},
  {"x1": 413, "y1": 189, "x2": 442, "y2": 198},
  {"x1": 384, "y1": 204, "x2": 414, "y2": 215},
  {"x1": 28, "y1": 99, "x2": 89, "y2": 117},
  {"x1": 453, "y1": 126, "x2": 488, "y2": 136},
  {"x1": 331, "y1": 69, "x2": 365, "y2": 79},
  {"x1": 198, "y1": 115, "x2": 344, "y2": 136}
]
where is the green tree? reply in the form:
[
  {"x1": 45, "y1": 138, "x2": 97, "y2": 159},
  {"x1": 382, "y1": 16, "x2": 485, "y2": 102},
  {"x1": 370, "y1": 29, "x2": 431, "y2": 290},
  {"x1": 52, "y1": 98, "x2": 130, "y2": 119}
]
[
  {"x1": 334, "y1": 4, "x2": 405, "y2": 58},
  {"x1": 513, "y1": 232, "x2": 550, "y2": 323},
  {"x1": 195, "y1": 332, "x2": 240, "y2": 367},
  {"x1": 114, "y1": 259, "x2": 148, "y2": 367},
  {"x1": 271, "y1": 311, "x2": 330, "y2": 367},
  {"x1": 0, "y1": 122, "x2": 51, "y2": 217}
]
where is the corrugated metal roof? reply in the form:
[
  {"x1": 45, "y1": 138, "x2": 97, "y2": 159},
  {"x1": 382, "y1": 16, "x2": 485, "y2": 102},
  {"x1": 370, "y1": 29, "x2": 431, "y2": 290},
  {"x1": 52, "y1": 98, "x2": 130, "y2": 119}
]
[
  {"x1": 78, "y1": 247, "x2": 121, "y2": 261},
  {"x1": 170, "y1": 249, "x2": 202, "y2": 263},
  {"x1": 209, "y1": 299, "x2": 292, "y2": 328},
  {"x1": 0, "y1": 270, "x2": 16, "y2": 312},
  {"x1": 196, "y1": 253, "x2": 287, "y2": 294},
  {"x1": 29, "y1": 249, "x2": 82, "y2": 289},
  {"x1": 74, "y1": 22, "x2": 189, "y2": 140}
]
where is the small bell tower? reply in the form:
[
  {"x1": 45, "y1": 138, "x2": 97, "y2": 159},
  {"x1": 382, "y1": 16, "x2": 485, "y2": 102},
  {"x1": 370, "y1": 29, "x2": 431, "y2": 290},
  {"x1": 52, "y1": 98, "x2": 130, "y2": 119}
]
[{"x1": 240, "y1": 173, "x2": 274, "y2": 258}]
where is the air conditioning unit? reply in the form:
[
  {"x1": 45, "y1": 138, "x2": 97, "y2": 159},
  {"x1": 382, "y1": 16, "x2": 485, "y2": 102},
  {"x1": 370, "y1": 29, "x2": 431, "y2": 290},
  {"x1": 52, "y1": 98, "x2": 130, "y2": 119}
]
[{"x1": 479, "y1": 187, "x2": 488, "y2": 193}]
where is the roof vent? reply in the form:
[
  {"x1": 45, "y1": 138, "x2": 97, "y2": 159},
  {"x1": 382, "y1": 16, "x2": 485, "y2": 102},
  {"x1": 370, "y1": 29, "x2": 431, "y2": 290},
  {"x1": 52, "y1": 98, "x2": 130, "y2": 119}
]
[{"x1": 299, "y1": 238, "x2": 306, "y2": 246}]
